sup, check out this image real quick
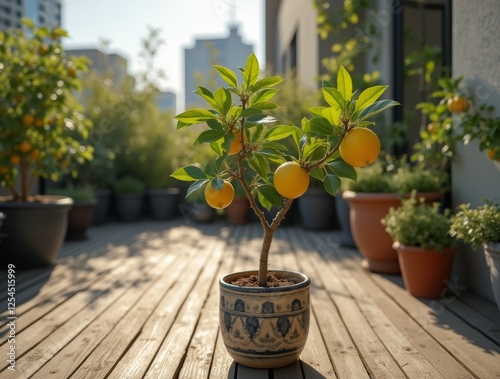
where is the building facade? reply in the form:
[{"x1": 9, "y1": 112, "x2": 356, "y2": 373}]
[
  {"x1": 266, "y1": 0, "x2": 500, "y2": 303},
  {"x1": 0, "y1": 0, "x2": 61, "y2": 30},
  {"x1": 184, "y1": 25, "x2": 253, "y2": 109}
]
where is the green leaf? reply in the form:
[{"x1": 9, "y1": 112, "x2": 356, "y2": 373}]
[
  {"x1": 186, "y1": 180, "x2": 208, "y2": 198},
  {"x1": 305, "y1": 118, "x2": 334, "y2": 136},
  {"x1": 251, "y1": 76, "x2": 284, "y2": 92},
  {"x1": 248, "y1": 153, "x2": 270, "y2": 179},
  {"x1": 302, "y1": 140, "x2": 327, "y2": 161},
  {"x1": 210, "y1": 139, "x2": 224, "y2": 155},
  {"x1": 264, "y1": 125, "x2": 299, "y2": 141},
  {"x1": 358, "y1": 99, "x2": 400, "y2": 121},
  {"x1": 240, "y1": 107, "x2": 263, "y2": 118},
  {"x1": 308, "y1": 107, "x2": 326, "y2": 117},
  {"x1": 309, "y1": 167, "x2": 326, "y2": 181},
  {"x1": 323, "y1": 174, "x2": 341, "y2": 196},
  {"x1": 337, "y1": 65, "x2": 353, "y2": 101},
  {"x1": 250, "y1": 101, "x2": 279, "y2": 111},
  {"x1": 243, "y1": 53, "x2": 259, "y2": 87},
  {"x1": 322, "y1": 87, "x2": 345, "y2": 109},
  {"x1": 321, "y1": 107, "x2": 340, "y2": 126},
  {"x1": 209, "y1": 177, "x2": 225, "y2": 191},
  {"x1": 257, "y1": 185, "x2": 282, "y2": 209},
  {"x1": 251, "y1": 88, "x2": 278, "y2": 104},
  {"x1": 355, "y1": 85, "x2": 388, "y2": 111},
  {"x1": 171, "y1": 166, "x2": 207, "y2": 181},
  {"x1": 195, "y1": 86, "x2": 218, "y2": 108},
  {"x1": 246, "y1": 114, "x2": 278, "y2": 124},
  {"x1": 206, "y1": 119, "x2": 224, "y2": 131},
  {"x1": 214, "y1": 87, "x2": 232, "y2": 116},
  {"x1": 204, "y1": 163, "x2": 217, "y2": 178},
  {"x1": 257, "y1": 191, "x2": 273, "y2": 211},
  {"x1": 213, "y1": 65, "x2": 238, "y2": 88},
  {"x1": 195, "y1": 129, "x2": 226, "y2": 144},
  {"x1": 175, "y1": 109, "x2": 217, "y2": 124},
  {"x1": 327, "y1": 160, "x2": 357, "y2": 180}
]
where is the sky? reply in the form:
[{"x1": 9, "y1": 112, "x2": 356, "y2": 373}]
[{"x1": 62, "y1": 0, "x2": 265, "y2": 106}]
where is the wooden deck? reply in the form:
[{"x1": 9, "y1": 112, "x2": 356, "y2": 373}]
[{"x1": 1, "y1": 218, "x2": 499, "y2": 379}]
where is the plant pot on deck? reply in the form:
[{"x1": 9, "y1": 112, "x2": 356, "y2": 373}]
[
  {"x1": 393, "y1": 242, "x2": 456, "y2": 298},
  {"x1": 219, "y1": 270, "x2": 310, "y2": 368},
  {"x1": 0, "y1": 196, "x2": 73, "y2": 268},
  {"x1": 146, "y1": 188, "x2": 180, "y2": 220},
  {"x1": 92, "y1": 189, "x2": 111, "y2": 225},
  {"x1": 483, "y1": 243, "x2": 500, "y2": 312},
  {"x1": 226, "y1": 197, "x2": 250, "y2": 225},
  {"x1": 342, "y1": 191, "x2": 442, "y2": 273},
  {"x1": 298, "y1": 187, "x2": 339, "y2": 230},
  {"x1": 335, "y1": 192, "x2": 356, "y2": 248},
  {"x1": 66, "y1": 200, "x2": 96, "y2": 240}
]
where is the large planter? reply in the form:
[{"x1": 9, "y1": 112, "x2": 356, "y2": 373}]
[
  {"x1": 66, "y1": 200, "x2": 96, "y2": 240},
  {"x1": 483, "y1": 243, "x2": 500, "y2": 312},
  {"x1": 393, "y1": 242, "x2": 456, "y2": 298},
  {"x1": 219, "y1": 270, "x2": 310, "y2": 368},
  {"x1": 298, "y1": 188, "x2": 339, "y2": 230},
  {"x1": 0, "y1": 196, "x2": 73, "y2": 268},
  {"x1": 342, "y1": 191, "x2": 442, "y2": 273},
  {"x1": 335, "y1": 193, "x2": 356, "y2": 248},
  {"x1": 226, "y1": 197, "x2": 250, "y2": 225},
  {"x1": 92, "y1": 189, "x2": 111, "y2": 225},
  {"x1": 146, "y1": 188, "x2": 180, "y2": 220},
  {"x1": 114, "y1": 192, "x2": 144, "y2": 222}
]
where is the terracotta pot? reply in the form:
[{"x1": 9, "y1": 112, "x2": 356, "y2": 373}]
[
  {"x1": 394, "y1": 242, "x2": 456, "y2": 298},
  {"x1": 226, "y1": 197, "x2": 249, "y2": 225},
  {"x1": 483, "y1": 243, "x2": 500, "y2": 312},
  {"x1": 219, "y1": 270, "x2": 310, "y2": 368},
  {"x1": 66, "y1": 200, "x2": 96, "y2": 239},
  {"x1": 342, "y1": 191, "x2": 443, "y2": 273}
]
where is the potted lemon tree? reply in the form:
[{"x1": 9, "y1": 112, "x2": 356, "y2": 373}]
[
  {"x1": 172, "y1": 53, "x2": 398, "y2": 368},
  {"x1": 0, "y1": 19, "x2": 93, "y2": 268},
  {"x1": 450, "y1": 200, "x2": 500, "y2": 311}
]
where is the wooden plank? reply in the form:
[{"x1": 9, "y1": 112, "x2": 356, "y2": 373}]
[
  {"x1": 177, "y1": 225, "x2": 241, "y2": 379},
  {"x1": 289, "y1": 229, "x2": 406, "y2": 379},
  {"x1": 371, "y1": 273, "x2": 500, "y2": 378},
  {"x1": 210, "y1": 332, "x2": 237, "y2": 379},
  {"x1": 237, "y1": 366, "x2": 269, "y2": 379},
  {"x1": 273, "y1": 361, "x2": 303, "y2": 379},
  {"x1": 29, "y1": 229, "x2": 193, "y2": 379},
  {"x1": 454, "y1": 291, "x2": 500, "y2": 323},
  {"x1": 72, "y1": 228, "x2": 222, "y2": 379}
]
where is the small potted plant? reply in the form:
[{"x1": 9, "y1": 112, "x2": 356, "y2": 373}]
[
  {"x1": 342, "y1": 156, "x2": 447, "y2": 273},
  {"x1": 112, "y1": 176, "x2": 146, "y2": 222},
  {"x1": 450, "y1": 200, "x2": 500, "y2": 311},
  {"x1": 382, "y1": 192, "x2": 457, "y2": 298},
  {"x1": 172, "y1": 53, "x2": 398, "y2": 368},
  {"x1": 0, "y1": 19, "x2": 93, "y2": 268}
]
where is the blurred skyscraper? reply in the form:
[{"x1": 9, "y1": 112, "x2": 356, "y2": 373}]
[{"x1": 0, "y1": 0, "x2": 61, "y2": 30}]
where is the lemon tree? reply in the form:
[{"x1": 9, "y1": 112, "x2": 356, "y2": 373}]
[
  {"x1": 172, "y1": 53, "x2": 398, "y2": 286},
  {"x1": 0, "y1": 19, "x2": 93, "y2": 201}
]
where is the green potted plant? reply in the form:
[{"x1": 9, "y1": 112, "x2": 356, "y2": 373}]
[
  {"x1": 172, "y1": 53, "x2": 398, "y2": 368},
  {"x1": 382, "y1": 192, "x2": 457, "y2": 298},
  {"x1": 0, "y1": 19, "x2": 93, "y2": 268},
  {"x1": 112, "y1": 176, "x2": 146, "y2": 222},
  {"x1": 47, "y1": 185, "x2": 96, "y2": 239},
  {"x1": 342, "y1": 155, "x2": 447, "y2": 273},
  {"x1": 450, "y1": 200, "x2": 500, "y2": 311}
]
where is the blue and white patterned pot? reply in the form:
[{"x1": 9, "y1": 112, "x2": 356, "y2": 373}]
[{"x1": 219, "y1": 270, "x2": 310, "y2": 368}]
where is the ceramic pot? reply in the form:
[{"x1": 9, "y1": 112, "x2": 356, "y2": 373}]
[
  {"x1": 92, "y1": 189, "x2": 111, "y2": 225},
  {"x1": 483, "y1": 243, "x2": 500, "y2": 312},
  {"x1": 146, "y1": 188, "x2": 180, "y2": 220},
  {"x1": 394, "y1": 242, "x2": 456, "y2": 298},
  {"x1": 219, "y1": 270, "x2": 310, "y2": 368},
  {"x1": 0, "y1": 196, "x2": 73, "y2": 268},
  {"x1": 342, "y1": 191, "x2": 443, "y2": 273},
  {"x1": 114, "y1": 192, "x2": 144, "y2": 222},
  {"x1": 66, "y1": 200, "x2": 96, "y2": 239}
]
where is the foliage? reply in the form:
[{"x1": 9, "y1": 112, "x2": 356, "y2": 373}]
[
  {"x1": 112, "y1": 176, "x2": 146, "y2": 194},
  {"x1": 0, "y1": 19, "x2": 93, "y2": 201},
  {"x1": 450, "y1": 200, "x2": 500, "y2": 249},
  {"x1": 172, "y1": 53, "x2": 398, "y2": 285},
  {"x1": 382, "y1": 191, "x2": 456, "y2": 251},
  {"x1": 47, "y1": 185, "x2": 96, "y2": 201},
  {"x1": 392, "y1": 162, "x2": 448, "y2": 194},
  {"x1": 343, "y1": 158, "x2": 394, "y2": 193}
]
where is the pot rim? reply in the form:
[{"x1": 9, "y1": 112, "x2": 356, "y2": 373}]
[
  {"x1": 220, "y1": 270, "x2": 310, "y2": 293},
  {"x1": 393, "y1": 241, "x2": 456, "y2": 254},
  {"x1": 0, "y1": 195, "x2": 73, "y2": 208}
]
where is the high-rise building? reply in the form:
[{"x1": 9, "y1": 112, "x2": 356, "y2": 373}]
[
  {"x1": 156, "y1": 91, "x2": 177, "y2": 114},
  {"x1": 184, "y1": 25, "x2": 253, "y2": 109},
  {"x1": 0, "y1": 0, "x2": 61, "y2": 31}
]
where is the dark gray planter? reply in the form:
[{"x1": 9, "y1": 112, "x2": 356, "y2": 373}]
[
  {"x1": 66, "y1": 200, "x2": 96, "y2": 239},
  {"x1": 146, "y1": 188, "x2": 180, "y2": 220},
  {"x1": 335, "y1": 193, "x2": 356, "y2": 248},
  {"x1": 0, "y1": 196, "x2": 73, "y2": 269},
  {"x1": 298, "y1": 188, "x2": 339, "y2": 230},
  {"x1": 92, "y1": 189, "x2": 111, "y2": 225},
  {"x1": 114, "y1": 192, "x2": 144, "y2": 222}
]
